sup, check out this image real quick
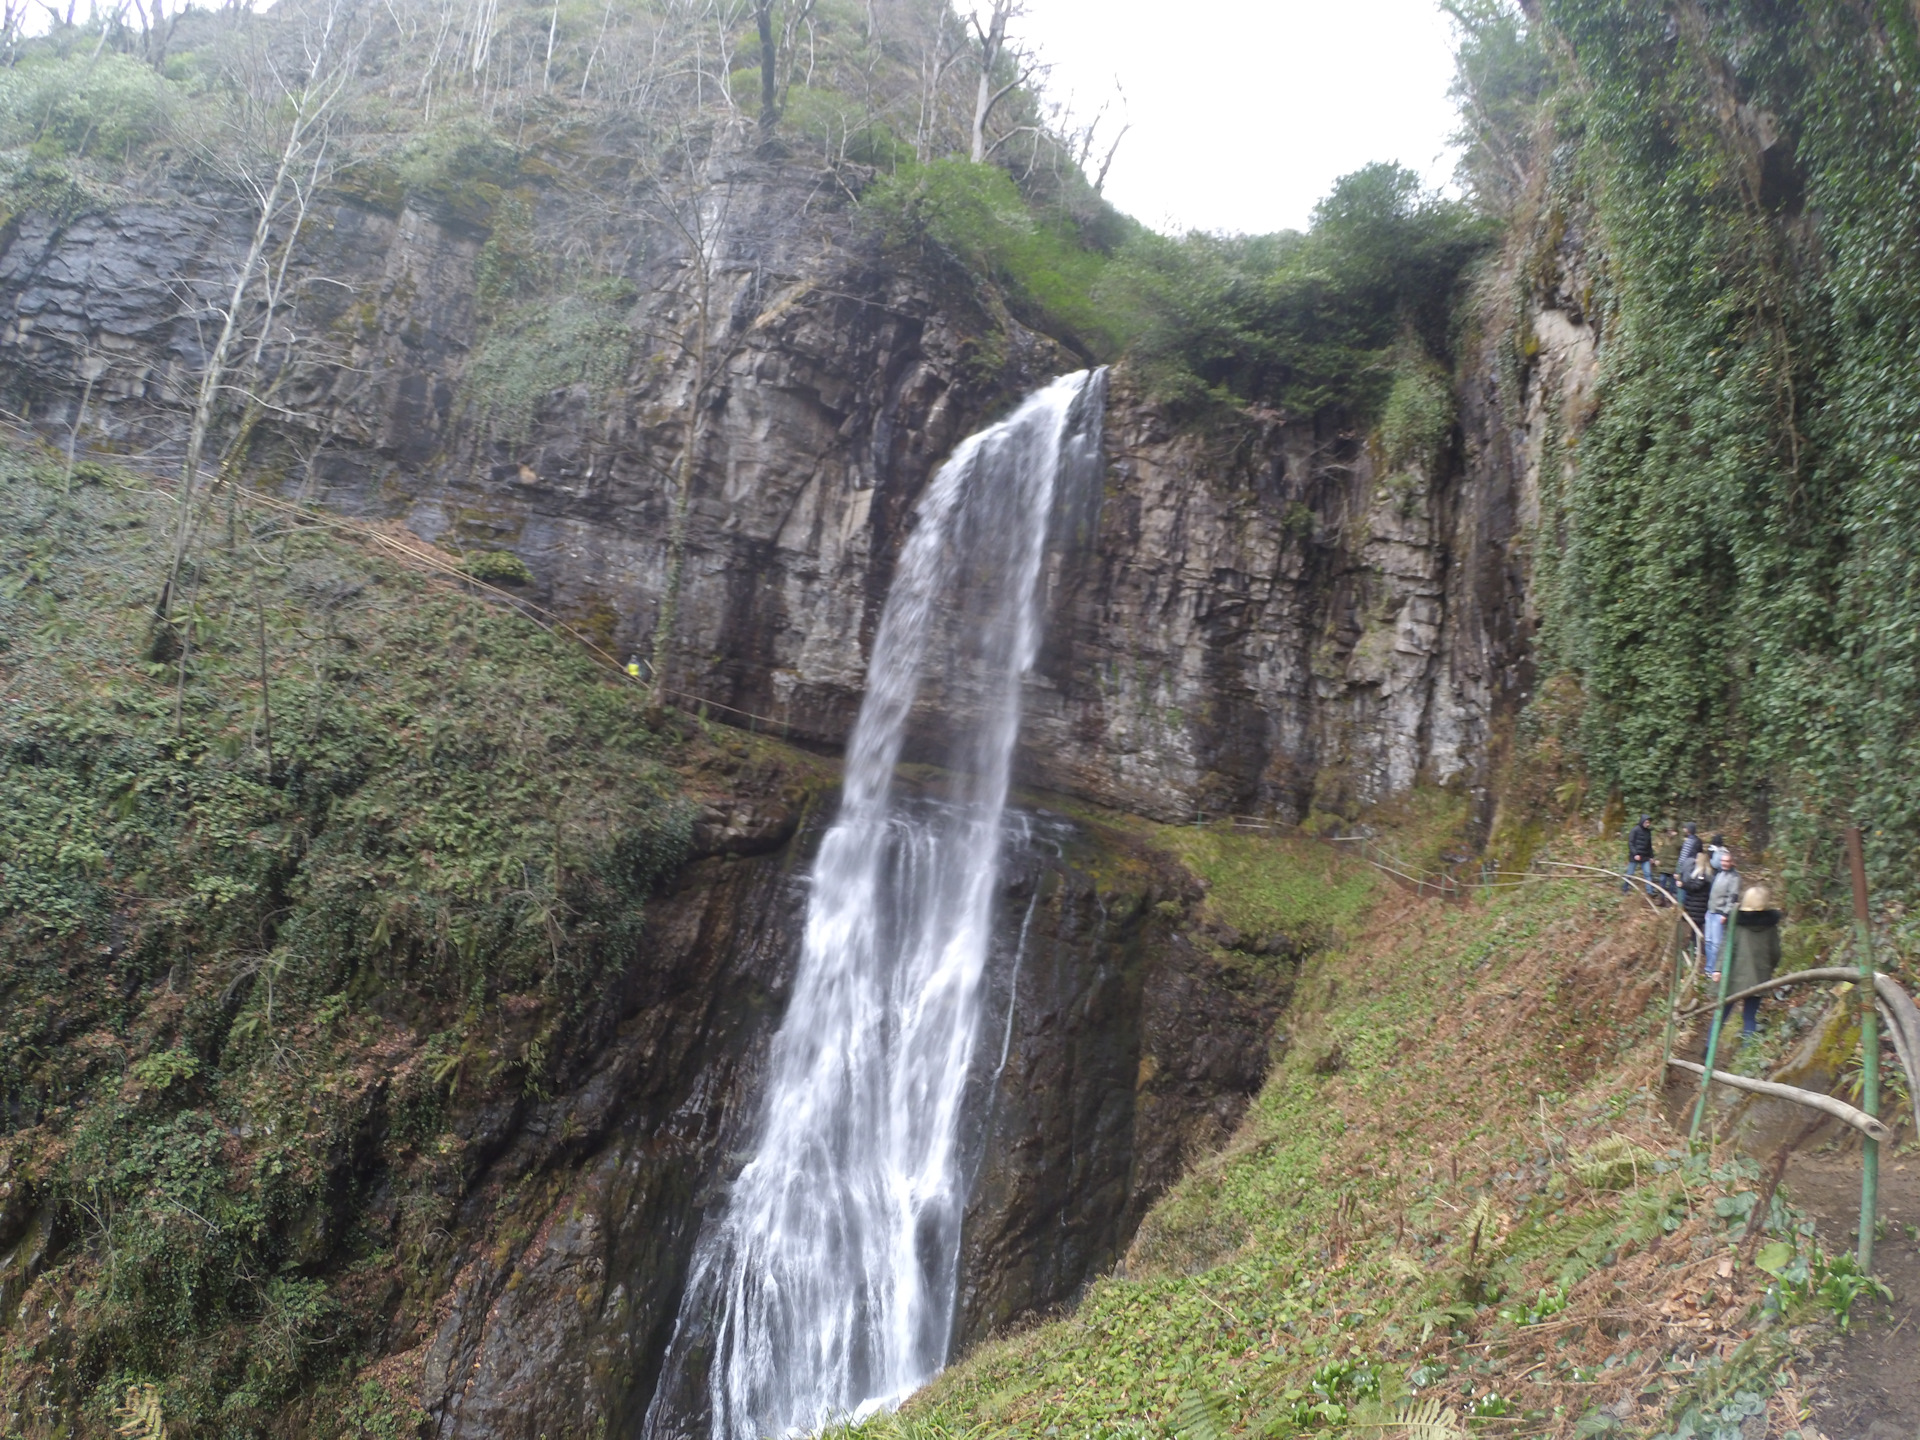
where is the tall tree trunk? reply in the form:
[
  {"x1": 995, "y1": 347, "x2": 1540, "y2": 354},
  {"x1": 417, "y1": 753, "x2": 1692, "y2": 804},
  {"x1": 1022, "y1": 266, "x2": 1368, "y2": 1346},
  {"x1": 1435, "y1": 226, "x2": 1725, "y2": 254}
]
[
  {"x1": 756, "y1": 0, "x2": 777, "y2": 135},
  {"x1": 969, "y1": 3, "x2": 1006, "y2": 163},
  {"x1": 160, "y1": 140, "x2": 298, "y2": 623}
]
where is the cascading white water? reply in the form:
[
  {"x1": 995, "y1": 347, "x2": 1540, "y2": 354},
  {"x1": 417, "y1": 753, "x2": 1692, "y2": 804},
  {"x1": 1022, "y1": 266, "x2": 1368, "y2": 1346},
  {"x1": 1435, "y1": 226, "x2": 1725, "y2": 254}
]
[{"x1": 643, "y1": 370, "x2": 1104, "y2": 1440}]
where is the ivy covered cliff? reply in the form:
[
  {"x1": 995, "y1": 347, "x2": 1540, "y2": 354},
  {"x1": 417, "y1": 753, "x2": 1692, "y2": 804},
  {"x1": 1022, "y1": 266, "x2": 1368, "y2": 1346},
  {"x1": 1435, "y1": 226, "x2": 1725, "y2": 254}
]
[{"x1": 1451, "y1": 0, "x2": 1920, "y2": 900}]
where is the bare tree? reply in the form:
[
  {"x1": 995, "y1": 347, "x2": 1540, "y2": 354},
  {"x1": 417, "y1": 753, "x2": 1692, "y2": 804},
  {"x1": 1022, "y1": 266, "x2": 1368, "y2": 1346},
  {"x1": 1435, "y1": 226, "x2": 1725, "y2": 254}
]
[
  {"x1": 60, "y1": 340, "x2": 108, "y2": 495},
  {"x1": 915, "y1": 5, "x2": 965, "y2": 161},
  {"x1": 1073, "y1": 86, "x2": 1129, "y2": 193},
  {"x1": 127, "y1": 0, "x2": 179, "y2": 67},
  {"x1": 160, "y1": 0, "x2": 369, "y2": 621},
  {"x1": 755, "y1": 0, "x2": 777, "y2": 135},
  {"x1": 748, "y1": 0, "x2": 817, "y2": 139},
  {"x1": 0, "y1": 0, "x2": 29, "y2": 65}
]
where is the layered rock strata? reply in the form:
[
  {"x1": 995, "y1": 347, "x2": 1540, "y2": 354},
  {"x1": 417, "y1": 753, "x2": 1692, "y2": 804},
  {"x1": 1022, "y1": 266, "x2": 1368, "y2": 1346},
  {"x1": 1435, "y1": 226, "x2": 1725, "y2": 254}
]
[{"x1": 0, "y1": 148, "x2": 1532, "y2": 823}]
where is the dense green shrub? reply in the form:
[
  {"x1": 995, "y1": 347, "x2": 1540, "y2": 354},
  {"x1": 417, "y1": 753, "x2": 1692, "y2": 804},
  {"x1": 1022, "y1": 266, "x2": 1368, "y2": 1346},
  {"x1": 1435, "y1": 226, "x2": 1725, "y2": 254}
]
[
  {"x1": 395, "y1": 121, "x2": 521, "y2": 231},
  {"x1": 1098, "y1": 163, "x2": 1493, "y2": 418},
  {"x1": 783, "y1": 83, "x2": 915, "y2": 168},
  {"x1": 459, "y1": 547, "x2": 535, "y2": 584},
  {"x1": 1380, "y1": 351, "x2": 1456, "y2": 474},
  {"x1": 0, "y1": 54, "x2": 173, "y2": 160},
  {"x1": 0, "y1": 152, "x2": 95, "y2": 227}
]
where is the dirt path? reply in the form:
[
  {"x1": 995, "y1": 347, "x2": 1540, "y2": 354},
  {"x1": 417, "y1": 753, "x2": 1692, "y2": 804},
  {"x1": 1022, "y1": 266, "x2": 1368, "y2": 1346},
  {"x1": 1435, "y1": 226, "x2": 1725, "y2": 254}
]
[{"x1": 1785, "y1": 1148, "x2": 1920, "y2": 1440}]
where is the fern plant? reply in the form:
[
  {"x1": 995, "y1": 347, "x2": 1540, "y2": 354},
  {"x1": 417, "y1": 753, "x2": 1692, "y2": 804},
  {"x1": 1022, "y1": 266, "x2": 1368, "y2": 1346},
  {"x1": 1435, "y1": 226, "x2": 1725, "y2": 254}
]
[
  {"x1": 1395, "y1": 1398, "x2": 1467, "y2": 1439},
  {"x1": 1172, "y1": 1387, "x2": 1230, "y2": 1440}
]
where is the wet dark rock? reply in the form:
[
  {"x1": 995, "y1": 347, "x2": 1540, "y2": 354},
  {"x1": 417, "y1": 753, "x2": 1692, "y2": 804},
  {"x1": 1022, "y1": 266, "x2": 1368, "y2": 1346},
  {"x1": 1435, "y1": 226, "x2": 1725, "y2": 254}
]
[
  {"x1": 402, "y1": 797, "x2": 1286, "y2": 1439},
  {"x1": 952, "y1": 814, "x2": 1289, "y2": 1350},
  {"x1": 424, "y1": 819, "x2": 818, "y2": 1439},
  {"x1": 686, "y1": 798, "x2": 801, "y2": 859}
]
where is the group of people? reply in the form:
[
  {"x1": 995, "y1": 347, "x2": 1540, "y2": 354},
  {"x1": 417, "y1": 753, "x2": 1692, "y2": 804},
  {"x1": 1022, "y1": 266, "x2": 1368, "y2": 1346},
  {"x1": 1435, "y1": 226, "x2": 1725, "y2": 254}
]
[{"x1": 1624, "y1": 817, "x2": 1782, "y2": 1039}]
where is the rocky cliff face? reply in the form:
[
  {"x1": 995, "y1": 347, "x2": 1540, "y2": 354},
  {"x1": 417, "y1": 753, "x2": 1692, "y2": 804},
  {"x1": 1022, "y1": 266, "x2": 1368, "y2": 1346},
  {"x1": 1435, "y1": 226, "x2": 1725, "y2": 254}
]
[
  {"x1": 953, "y1": 808, "x2": 1289, "y2": 1347},
  {"x1": 1021, "y1": 386, "x2": 1529, "y2": 824},
  {"x1": 0, "y1": 141, "x2": 1555, "y2": 1433},
  {"x1": 0, "y1": 146, "x2": 1531, "y2": 827}
]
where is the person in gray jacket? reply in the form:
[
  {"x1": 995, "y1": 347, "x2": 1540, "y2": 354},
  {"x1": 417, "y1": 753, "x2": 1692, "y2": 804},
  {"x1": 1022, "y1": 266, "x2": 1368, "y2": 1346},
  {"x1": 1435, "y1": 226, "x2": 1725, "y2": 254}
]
[{"x1": 1705, "y1": 850, "x2": 1742, "y2": 979}]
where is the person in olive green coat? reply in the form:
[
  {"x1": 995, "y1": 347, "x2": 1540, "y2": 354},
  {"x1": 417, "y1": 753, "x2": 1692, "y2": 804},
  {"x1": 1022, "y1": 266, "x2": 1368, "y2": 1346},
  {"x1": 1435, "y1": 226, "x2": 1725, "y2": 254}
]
[{"x1": 1723, "y1": 885, "x2": 1782, "y2": 1039}]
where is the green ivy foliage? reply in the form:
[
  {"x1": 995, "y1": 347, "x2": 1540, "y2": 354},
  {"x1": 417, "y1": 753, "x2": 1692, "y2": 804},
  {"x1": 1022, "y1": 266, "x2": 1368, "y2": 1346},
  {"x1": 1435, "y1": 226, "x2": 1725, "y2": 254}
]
[
  {"x1": 1464, "y1": 0, "x2": 1920, "y2": 896},
  {"x1": 0, "y1": 452, "x2": 689, "y2": 1432}
]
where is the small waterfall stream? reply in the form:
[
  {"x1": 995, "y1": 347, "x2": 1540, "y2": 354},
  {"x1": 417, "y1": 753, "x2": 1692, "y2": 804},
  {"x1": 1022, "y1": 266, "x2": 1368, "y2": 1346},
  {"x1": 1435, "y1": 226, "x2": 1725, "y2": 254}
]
[{"x1": 644, "y1": 370, "x2": 1105, "y2": 1440}]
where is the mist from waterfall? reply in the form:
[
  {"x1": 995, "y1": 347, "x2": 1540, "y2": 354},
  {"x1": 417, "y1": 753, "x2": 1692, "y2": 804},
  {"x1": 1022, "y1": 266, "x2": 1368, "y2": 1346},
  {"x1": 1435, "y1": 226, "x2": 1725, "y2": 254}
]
[{"x1": 642, "y1": 369, "x2": 1105, "y2": 1440}]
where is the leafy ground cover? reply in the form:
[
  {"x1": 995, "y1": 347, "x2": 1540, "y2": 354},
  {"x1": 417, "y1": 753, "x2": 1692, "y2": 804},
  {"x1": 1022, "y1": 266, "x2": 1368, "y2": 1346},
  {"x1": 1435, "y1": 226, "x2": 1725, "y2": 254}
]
[
  {"x1": 848, "y1": 823, "x2": 1901, "y2": 1440},
  {"x1": 0, "y1": 443, "x2": 726, "y2": 1433}
]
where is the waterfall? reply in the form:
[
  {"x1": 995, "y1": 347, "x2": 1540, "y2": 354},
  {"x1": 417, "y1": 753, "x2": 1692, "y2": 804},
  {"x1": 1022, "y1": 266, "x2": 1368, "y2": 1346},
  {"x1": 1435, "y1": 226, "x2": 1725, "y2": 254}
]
[{"x1": 644, "y1": 369, "x2": 1105, "y2": 1440}]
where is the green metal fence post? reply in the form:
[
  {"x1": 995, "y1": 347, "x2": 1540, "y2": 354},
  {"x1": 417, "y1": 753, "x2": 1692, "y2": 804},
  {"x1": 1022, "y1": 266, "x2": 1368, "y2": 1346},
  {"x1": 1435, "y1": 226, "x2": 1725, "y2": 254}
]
[
  {"x1": 1847, "y1": 825, "x2": 1879, "y2": 1273},
  {"x1": 1661, "y1": 909, "x2": 1687, "y2": 1074},
  {"x1": 1689, "y1": 924, "x2": 1737, "y2": 1144}
]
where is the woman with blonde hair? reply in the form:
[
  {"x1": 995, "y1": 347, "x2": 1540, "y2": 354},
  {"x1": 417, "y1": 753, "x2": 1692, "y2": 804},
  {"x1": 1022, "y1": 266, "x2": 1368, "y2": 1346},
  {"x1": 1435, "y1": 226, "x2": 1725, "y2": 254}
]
[
  {"x1": 1723, "y1": 884, "x2": 1783, "y2": 1039},
  {"x1": 1679, "y1": 850, "x2": 1714, "y2": 961}
]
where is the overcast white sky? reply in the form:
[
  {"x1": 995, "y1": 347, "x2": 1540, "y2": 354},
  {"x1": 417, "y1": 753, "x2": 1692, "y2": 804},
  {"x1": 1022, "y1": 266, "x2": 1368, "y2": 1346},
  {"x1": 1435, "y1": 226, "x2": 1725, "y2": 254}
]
[{"x1": 1017, "y1": 0, "x2": 1463, "y2": 235}]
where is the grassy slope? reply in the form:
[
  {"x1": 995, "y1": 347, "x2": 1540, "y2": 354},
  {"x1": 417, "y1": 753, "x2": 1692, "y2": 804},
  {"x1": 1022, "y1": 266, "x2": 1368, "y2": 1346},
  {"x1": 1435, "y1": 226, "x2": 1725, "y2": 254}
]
[
  {"x1": 861, "y1": 829, "x2": 1866, "y2": 1440},
  {"x1": 0, "y1": 444, "x2": 826, "y2": 1435}
]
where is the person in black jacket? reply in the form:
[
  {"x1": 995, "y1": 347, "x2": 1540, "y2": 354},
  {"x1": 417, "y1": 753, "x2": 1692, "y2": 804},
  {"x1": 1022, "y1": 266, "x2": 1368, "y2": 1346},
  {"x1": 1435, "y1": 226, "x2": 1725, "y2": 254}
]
[{"x1": 1622, "y1": 814, "x2": 1656, "y2": 894}]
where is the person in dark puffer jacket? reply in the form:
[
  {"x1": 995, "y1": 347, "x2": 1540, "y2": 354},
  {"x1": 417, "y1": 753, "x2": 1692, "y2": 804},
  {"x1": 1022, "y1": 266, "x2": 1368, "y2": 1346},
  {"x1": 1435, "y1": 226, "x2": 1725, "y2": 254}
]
[{"x1": 1623, "y1": 814, "x2": 1656, "y2": 894}]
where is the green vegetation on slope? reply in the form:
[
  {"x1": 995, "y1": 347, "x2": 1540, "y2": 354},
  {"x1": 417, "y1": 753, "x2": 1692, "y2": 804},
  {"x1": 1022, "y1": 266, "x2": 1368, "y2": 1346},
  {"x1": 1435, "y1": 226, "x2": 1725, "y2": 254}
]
[
  {"x1": 0, "y1": 449, "x2": 689, "y2": 1433},
  {"x1": 1451, "y1": 0, "x2": 1920, "y2": 901},
  {"x1": 1155, "y1": 829, "x2": 1378, "y2": 958},
  {"x1": 861, "y1": 156, "x2": 1494, "y2": 424},
  {"x1": 862, "y1": 158, "x2": 1134, "y2": 360},
  {"x1": 849, "y1": 824, "x2": 1880, "y2": 1440}
]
